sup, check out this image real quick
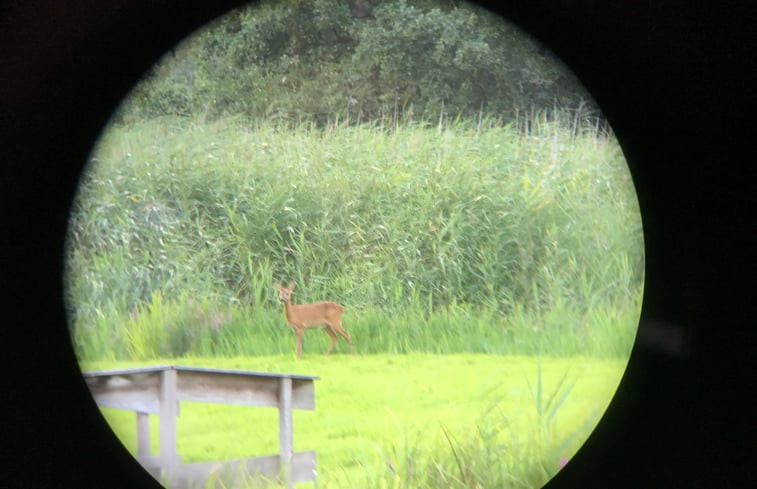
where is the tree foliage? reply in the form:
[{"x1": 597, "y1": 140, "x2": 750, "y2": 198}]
[{"x1": 121, "y1": 0, "x2": 595, "y2": 125}]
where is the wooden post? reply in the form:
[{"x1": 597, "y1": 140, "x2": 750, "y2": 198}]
[
  {"x1": 278, "y1": 377, "x2": 293, "y2": 489},
  {"x1": 159, "y1": 368, "x2": 179, "y2": 474},
  {"x1": 136, "y1": 412, "x2": 150, "y2": 459}
]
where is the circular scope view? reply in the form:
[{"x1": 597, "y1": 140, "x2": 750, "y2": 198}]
[{"x1": 64, "y1": 1, "x2": 644, "y2": 488}]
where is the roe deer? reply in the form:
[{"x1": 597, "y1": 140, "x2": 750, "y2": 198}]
[{"x1": 274, "y1": 282, "x2": 354, "y2": 358}]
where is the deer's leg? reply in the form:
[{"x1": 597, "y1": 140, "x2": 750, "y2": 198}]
[
  {"x1": 324, "y1": 326, "x2": 339, "y2": 355},
  {"x1": 334, "y1": 321, "x2": 354, "y2": 354},
  {"x1": 295, "y1": 328, "x2": 304, "y2": 358}
]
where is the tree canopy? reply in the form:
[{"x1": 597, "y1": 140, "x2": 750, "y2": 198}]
[{"x1": 122, "y1": 0, "x2": 597, "y2": 126}]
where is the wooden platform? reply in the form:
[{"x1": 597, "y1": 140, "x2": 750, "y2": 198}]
[{"x1": 83, "y1": 365, "x2": 319, "y2": 488}]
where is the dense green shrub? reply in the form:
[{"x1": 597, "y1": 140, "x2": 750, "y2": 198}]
[{"x1": 118, "y1": 0, "x2": 594, "y2": 126}]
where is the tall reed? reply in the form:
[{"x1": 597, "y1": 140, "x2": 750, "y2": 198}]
[{"x1": 66, "y1": 114, "x2": 643, "y2": 361}]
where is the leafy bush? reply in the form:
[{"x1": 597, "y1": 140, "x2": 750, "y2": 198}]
[{"x1": 116, "y1": 0, "x2": 595, "y2": 125}]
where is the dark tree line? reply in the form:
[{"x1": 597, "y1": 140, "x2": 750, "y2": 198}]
[{"x1": 121, "y1": 0, "x2": 598, "y2": 126}]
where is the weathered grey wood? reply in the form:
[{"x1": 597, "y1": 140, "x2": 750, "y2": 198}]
[
  {"x1": 167, "y1": 451, "x2": 316, "y2": 488},
  {"x1": 178, "y1": 370, "x2": 278, "y2": 406},
  {"x1": 83, "y1": 365, "x2": 318, "y2": 382},
  {"x1": 291, "y1": 378, "x2": 316, "y2": 410},
  {"x1": 159, "y1": 368, "x2": 179, "y2": 471},
  {"x1": 176, "y1": 371, "x2": 315, "y2": 410},
  {"x1": 82, "y1": 366, "x2": 319, "y2": 488},
  {"x1": 85, "y1": 371, "x2": 161, "y2": 413},
  {"x1": 136, "y1": 412, "x2": 150, "y2": 459},
  {"x1": 137, "y1": 454, "x2": 161, "y2": 469},
  {"x1": 278, "y1": 377, "x2": 294, "y2": 488},
  {"x1": 85, "y1": 367, "x2": 316, "y2": 412}
]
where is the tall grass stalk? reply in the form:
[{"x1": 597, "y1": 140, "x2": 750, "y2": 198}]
[{"x1": 66, "y1": 114, "x2": 643, "y2": 361}]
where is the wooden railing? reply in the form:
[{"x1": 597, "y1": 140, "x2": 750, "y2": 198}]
[{"x1": 83, "y1": 365, "x2": 319, "y2": 488}]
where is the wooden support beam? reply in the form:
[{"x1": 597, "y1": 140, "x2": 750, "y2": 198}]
[
  {"x1": 84, "y1": 366, "x2": 316, "y2": 410},
  {"x1": 278, "y1": 377, "x2": 293, "y2": 488},
  {"x1": 159, "y1": 368, "x2": 179, "y2": 472},
  {"x1": 136, "y1": 412, "x2": 150, "y2": 459}
]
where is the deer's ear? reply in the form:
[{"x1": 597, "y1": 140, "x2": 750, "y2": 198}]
[
  {"x1": 287, "y1": 282, "x2": 296, "y2": 290},
  {"x1": 274, "y1": 283, "x2": 281, "y2": 290}
]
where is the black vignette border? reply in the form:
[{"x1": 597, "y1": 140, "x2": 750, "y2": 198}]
[{"x1": 1, "y1": 0, "x2": 754, "y2": 488}]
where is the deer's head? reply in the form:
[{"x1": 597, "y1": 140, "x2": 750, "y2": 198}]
[{"x1": 275, "y1": 282, "x2": 296, "y2": 303}]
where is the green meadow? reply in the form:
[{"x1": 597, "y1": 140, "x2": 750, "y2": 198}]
[
  {"x1": 83, "y1": 354, "x2": 626, "y2": 489},
  {"x1": 66, "y1": 113, "x2": 643, "y2": 488}
]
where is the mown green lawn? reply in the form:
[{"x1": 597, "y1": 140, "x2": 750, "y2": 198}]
[{"x1": 82, "y1": 353, "x2": 628, "y2": 488}]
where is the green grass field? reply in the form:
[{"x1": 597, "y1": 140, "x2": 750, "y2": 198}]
[{"x1": 82, "y1": 353, "x2": 627, "y2": 488}]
